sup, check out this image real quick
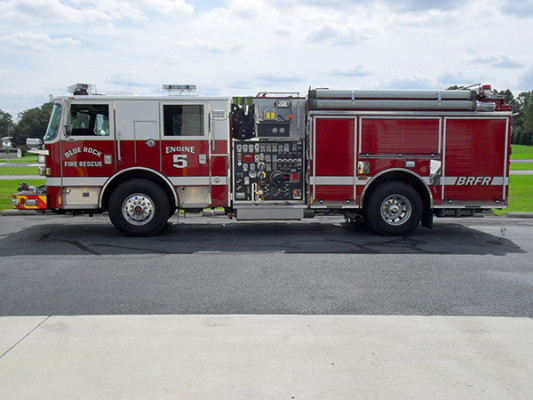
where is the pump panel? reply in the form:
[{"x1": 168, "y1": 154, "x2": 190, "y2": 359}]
[{"x1": 233, "y1": 139, "x2": 304, "y2": 203}]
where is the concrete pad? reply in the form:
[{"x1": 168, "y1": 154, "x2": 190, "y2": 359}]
[
  {"x1": 0, "y1": 316, "x2": 49, "y2": 357},
  {"x1": 0, "y1": 315, "x2": 532, "y2": 399},
  {"x1": 506, "y1": 212, "x2": 533, "y2": 218},
  {"x1": 1, "y1": 209, "x2": 41, "y2": 216}
]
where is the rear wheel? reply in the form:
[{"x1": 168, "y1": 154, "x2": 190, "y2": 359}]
[
  {"x1": 364, "y1": 181, "x2": 422, "y2": 236},
  {"x1": 108, "y1": 179, "x2": 171, "y2": 236}
]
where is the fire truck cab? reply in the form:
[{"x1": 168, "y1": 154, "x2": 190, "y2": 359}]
[{"x1": 13, "y1": 83, "x2": 512, "y2": 236}]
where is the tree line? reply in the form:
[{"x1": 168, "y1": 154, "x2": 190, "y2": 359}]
[
  {"x1": 0, "y1": 102, "x2": 53, "y2": 148},
  {"x1": 494, "y1": 89, "x2": 533, "y2": 145},
  {"x1": 1, "y1": 89, "x2": 533, "y2": 146}
]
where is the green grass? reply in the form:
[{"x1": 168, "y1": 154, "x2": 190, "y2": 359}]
[
  {"x1": 0, "y1": 155, "x2": 38, "y2": 163},
  {"x1": 511, "y1": 144, "x2": 533, "y2": 160},
  {"x1": 0, "y1": 179, "x2": 45, "y2": 210},
  {"x1": 493, "y1": 175, "x2": 533, "y2": 215},
  {"x1": 0, "y1": 166, "x2": 39, "y2": 175},
  {"x1": 510, "y1": 162, "x2": 533, "y2": 170},
  {"x1": 508, "y1": 175, "x2": 533, "y2": 211}
]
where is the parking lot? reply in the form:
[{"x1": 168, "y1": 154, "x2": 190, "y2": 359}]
[{"x1": 1, "y1": 214, "x2": 532, "y2": 399}]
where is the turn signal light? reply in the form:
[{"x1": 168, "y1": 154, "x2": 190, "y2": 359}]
[{"x1": 39, "y1": 167, "x2": 52, "y2": 176}]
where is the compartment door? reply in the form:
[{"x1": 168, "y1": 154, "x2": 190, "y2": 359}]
[
  {"x1": 160, "y1": 102, "x2": 211, "y2": 207},
  {"x1": 114, "y1": 99, "x2": 160, "y2": 171},
  {"x1": 312, "y1": 116, "x2": 356, "y2": 205},
  {"x1": 443, "y1": 118, "x2": 509, "y2": 204},
  {"x1": 208, "y1": 103, "x2": 231, "y2": 208}
]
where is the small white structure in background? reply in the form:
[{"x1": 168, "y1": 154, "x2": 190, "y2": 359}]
[{"x1": 1, "y1": 136, "x2": 13, "y2": 149}]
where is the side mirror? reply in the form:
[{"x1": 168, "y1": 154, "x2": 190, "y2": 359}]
[{"x1": 26, "y1": 138, "x2": 43, "y2": 147}]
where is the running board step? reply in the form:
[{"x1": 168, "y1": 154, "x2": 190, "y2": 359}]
[{"x1": 235, "y1": 207, "x2": 304, "y2": 221}]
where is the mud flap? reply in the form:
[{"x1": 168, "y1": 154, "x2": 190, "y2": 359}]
[{"x1": 422, "y1": 205, "x2": 433, "y2": 229}]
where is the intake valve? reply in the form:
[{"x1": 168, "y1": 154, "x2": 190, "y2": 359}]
[{"x1": 270, "y1": 171, "x2": 288, "y2": 185}]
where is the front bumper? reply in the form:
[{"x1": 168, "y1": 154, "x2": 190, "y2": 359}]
[{"x1": 12, "y1": 185, "x2": 48, "y2": 210}]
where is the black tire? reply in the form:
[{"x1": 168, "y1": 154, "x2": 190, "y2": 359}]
[
  {"x1": 108, "y1": 179, "x2": 171, "y2": 236},
  {"x1": 364, "y1": 181, "x2": 422, "y2": 236}
]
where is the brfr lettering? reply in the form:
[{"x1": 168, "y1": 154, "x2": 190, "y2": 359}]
[{"x1": 456, "y1": 176, "x2": 492, "y2": 186}]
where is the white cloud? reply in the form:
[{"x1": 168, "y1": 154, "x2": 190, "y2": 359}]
[
  {"x1": 144, "y1": 0, "x2": 194, "y2": 15},
  {"x1": 518, "y1": 67, "x2": 533, "y2": 90},
  {"x1": 256, "y1": 73, "x2": 306, "y2": 85},
  {"x1": 106, "y1": 73, "x2": 152, "y2": 89},
  {"x1": 174, "y1": 39, "x2": 242, "y2": 54},
  {"x1": 468, "y1": 54, "x2": 525, "y2": 69},
  {"x1": 500, "y1": 0, "x2": 533, "y2": 18},
  {"x1": 390, "y1": 0, "x2": 462, "y2": 12},
  {"x1": 0, "y1": 0, "x2": 532, "y2": 117},
  {"x1": 273, "y1": 0, "x2": 463, "y2": 13},
  {"x1": 307, "y1": 24, "x2": 370, "y2": 45},
  {"x1": 437, "y1": 72, "x2": 490, "y2": 89},
  {"x1": 0, "y1": 0, "x2": 193, "y2": 24},
  {"x1": 0, "y1": 31, "x2": 81, "y2": 52},
  {"x1": 0, "y1": 0, "x2": 110, "y2": 23},
  {"x1": 388, "y1": 77, "x2": 434, "y2": 90},
  {"x1": 331, "y1": 65, "x2": 373, "y2": 77}
]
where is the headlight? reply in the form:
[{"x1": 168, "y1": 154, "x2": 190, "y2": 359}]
[{"x1": 25, "y1": 198, "x2": 38, "y2": 206}]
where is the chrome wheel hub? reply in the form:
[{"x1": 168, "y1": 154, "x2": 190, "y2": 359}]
[
  {"x1": 380, "y1": 194, "x2": 411, "y2": 226},
  {"x1": 122, "y1": 194, "x2": 155, "y2": 226}
]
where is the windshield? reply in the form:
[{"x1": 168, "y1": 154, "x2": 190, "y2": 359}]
[{"x1": 44, "y1": 103, "x2": 63, "y2": 141}]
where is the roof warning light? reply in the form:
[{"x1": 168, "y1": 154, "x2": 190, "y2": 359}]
[{"x1": 67, "y1": 83, "x2": 95, "y2": 95}]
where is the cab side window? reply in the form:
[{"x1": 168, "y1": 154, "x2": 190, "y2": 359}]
[
  {"x1": 70, "y1": 104, "x2": 110, "y2": 136},
  {"x1": 163, "y1": 105, "x2": 204, "y2": 136}
]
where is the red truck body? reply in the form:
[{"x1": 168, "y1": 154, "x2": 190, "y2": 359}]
[{"x1": 13, "y1": 84, "x2": 511, "y2": 236}]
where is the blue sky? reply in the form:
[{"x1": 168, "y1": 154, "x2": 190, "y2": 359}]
[{"x1": 1, "y1": 0, "x2": 533, "y2": 119}]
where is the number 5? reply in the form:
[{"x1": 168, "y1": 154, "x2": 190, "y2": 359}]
[{"x1": 173, "y1": 154, "x2": 188, "y2": 169}]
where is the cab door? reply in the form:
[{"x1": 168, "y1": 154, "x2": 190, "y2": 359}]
[{"x1": 60, "y1": 100, "x2": 116, "y2": 208}]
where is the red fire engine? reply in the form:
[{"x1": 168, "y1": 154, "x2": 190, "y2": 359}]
[{"x1": 13, "y1": 83, "x2": 512, "y2": 236}]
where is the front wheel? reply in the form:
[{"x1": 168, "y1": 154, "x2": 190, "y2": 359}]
[
  {"x1": 108, "y1": 179, "x2": 171, "y2": 236},
  {"x1": 364, "y1": 181, "x2": 422, "y2": 236}
]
